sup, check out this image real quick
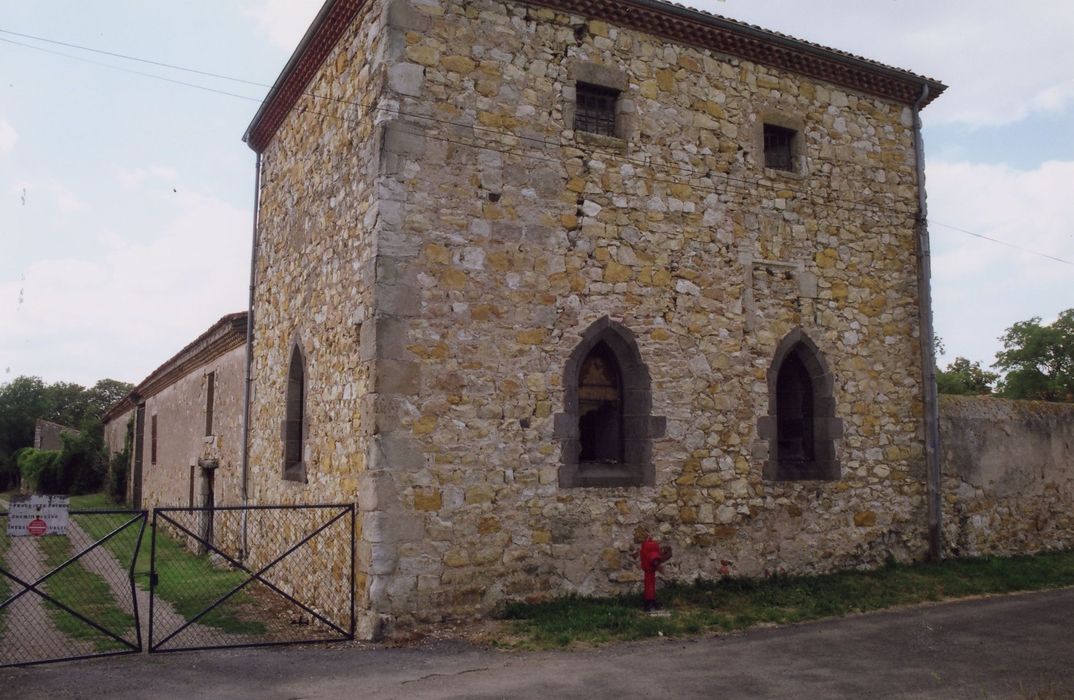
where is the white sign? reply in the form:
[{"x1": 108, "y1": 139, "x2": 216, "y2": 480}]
[{"x1": 7, "y1": 495, "x2": 70, "y2": 537}]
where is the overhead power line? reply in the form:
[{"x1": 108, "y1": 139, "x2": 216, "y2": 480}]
[
  {"x1": 3, "y1": 25, "x2": 1071, "y2": 267},
  {"x1": 0, "y1": 27, "x2": 269, "y2": 87},
  {"x1": 931, "y1": 222, "x2": 1073, "y2": 266},
  {"x1": 0, "y1": 35, "x2": 263, "y2": 103}
]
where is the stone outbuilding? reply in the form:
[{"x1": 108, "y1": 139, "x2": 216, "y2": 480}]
[
  {"x1": 239, "y1": 0, "x2": 949, "y2": 636},
  {"x1": 33, "y1": 418, "x2": 79, "y2": 452},
  {"x1": 103, "y1": 312, "x2": 248, "y2": 511}
]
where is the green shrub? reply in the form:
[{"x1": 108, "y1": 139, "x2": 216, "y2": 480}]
[
  {"x1": 17, "y1": 448, "x2": 62, "y2": 493},
  {"x1": 107, "y1": 449, "x2": 128, "y2": 504},
  {"x1": 57, "y1": 419, "x2": 107, "y2": 495},
  {"x1": 14, "y1": 419, "x2": 108, "y2": 495}
]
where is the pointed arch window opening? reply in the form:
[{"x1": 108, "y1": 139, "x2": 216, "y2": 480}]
[
  {"x1": 759, "y1": 329, "x2": 843, "y2": 482},
  {"x1": 554, "y1": 317, "x2": 666, "y2": 489},
  {"x1": 578, "y1": 342, "x2": 624, "y2": 464},
  {"x1": 776, "y1": 352, "x2": 817, "y2": 472}
]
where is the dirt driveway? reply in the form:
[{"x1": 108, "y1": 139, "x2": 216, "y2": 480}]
[{"x1": 4, "y1": 586, "x2": 1073, "y2": 699}]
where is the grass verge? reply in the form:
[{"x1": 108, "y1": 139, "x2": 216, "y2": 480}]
[
  {"x1": 37, "y1": 534, "x2": 135, "y2": 652},
  {"x1": 72, "y1": 499, "x2": 264, "y2": 636},
  {"x1": 501, "y1": 550, "x2": 1074, "y2": 648}
]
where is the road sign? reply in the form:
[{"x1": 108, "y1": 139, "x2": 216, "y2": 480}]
[{"x1": 7, "y1": 495, "x2": 69, "y2": 537}]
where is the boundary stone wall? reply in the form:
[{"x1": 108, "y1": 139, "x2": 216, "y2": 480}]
[{"x1": 940, "y1": 395, "x2": 1074, "y2": 557}]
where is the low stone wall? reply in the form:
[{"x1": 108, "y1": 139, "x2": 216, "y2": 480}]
[{"x1": 940, "y1": 395, "x2": 1074, "y2": 557}]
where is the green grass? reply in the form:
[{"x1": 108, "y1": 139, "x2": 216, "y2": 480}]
[
  {"x1": 144, "y1": 526, "x2": 265, "y2": 635},
  {"x1": 501, "y1": 550, "x2": 1074, "y2": 648},
  {"x1": 37, "y1": 534, "x2": 135, "y2": 652},
  {"x1": 73, "y1": 503, "x2": 265, "y2": 636},
  {"x1": 68, "y1": 492, "x2": 116, "y2": 510}
]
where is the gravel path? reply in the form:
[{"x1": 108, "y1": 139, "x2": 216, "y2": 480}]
[
  {"x1": 0, "y1": 535, "x2": 95, "y2": 666},
  {"x1": 65, "y1": 515, "x2": 255, "y2": 651}
]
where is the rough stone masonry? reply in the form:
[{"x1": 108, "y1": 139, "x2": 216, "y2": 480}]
[{"x1": 243, "y1": 0, "x2": 950, "y2": 637}]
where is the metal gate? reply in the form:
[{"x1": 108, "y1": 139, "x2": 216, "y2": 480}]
[
  {"x1": 0, "y1": 509, "x2": 147, "y2": 667},
  {"x1": 149, "y1": 504, "x2": 354, "y2": 652}
]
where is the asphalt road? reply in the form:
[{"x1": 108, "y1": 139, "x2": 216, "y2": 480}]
[{"x1": 4, "y1": 587, "x2": 1073, "y2": 699}]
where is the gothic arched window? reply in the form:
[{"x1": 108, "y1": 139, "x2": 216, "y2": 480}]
[
  {"x1": 554, "y1": 317, "x2": 665, "y2": 488},
  {"x1": 578, "y1": 342, "x2": 623, "y2": 463},
  {"x1": 759, "y1": 328, "x2": 842, "y2": 481}
]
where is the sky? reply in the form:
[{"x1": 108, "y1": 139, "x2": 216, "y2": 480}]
[{"x1": 0, "y1": 0, "x2": 1072, "y2": 387}]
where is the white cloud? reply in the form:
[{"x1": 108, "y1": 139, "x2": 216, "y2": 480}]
[
  {"x1": 927, "y1": 159, "x2": 1074, "y2": 368},
  {"x1": 701, "y1": 0, "x2": 1074, "y2": 127},
  {"x1": 0, "y1": 189, "x2": 250, "y2": 385},
  {"x1": 244, "y1": 0, "x2": 323, "y2": 52},
  {"x1": 0, "y1": 120, "x2": 17, "y2": 154}
]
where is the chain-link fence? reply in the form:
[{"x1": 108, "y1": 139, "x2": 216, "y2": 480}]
[
  {"x1": 149, "y1": 504, "x2": 354, "y2": 652},
  {"x1": 0, "y1": 510, "x2": 146, "y2": 667}
]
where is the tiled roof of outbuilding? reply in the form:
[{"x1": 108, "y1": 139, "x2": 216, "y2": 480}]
[{"x1": 102, "y1": 312, "x2": 248, "y2": 423}]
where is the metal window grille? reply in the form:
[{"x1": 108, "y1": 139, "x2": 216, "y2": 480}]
[
  {"x1": 574, "y1": 83, "x2": 619, "y2": 137},
  {"x1": 764, "y1": 124, "x2": 796, "y2": 171}
]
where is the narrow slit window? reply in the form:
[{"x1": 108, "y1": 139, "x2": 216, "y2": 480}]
[
  {"x1": 575, "y1": 83, "x2": 619, "y2": 137},
  {"x1": 764, "y1": 123, "x2": 796, "y2": 171},
  {"x1": 150, "y1": 414, "x2": 158, "y2": 466},
  {"x1": 283, "y1": 345, "x2": 306, "y2": 482},
  {"x1": 205, "y1": 371, "x2": 215, "y2": 437}
]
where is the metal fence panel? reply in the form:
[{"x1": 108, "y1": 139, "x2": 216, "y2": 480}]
[
  {"x1": 149, "y1": 504, "x2": 354, "y2": 653},
  {"x1": 0, "y1": 510, "x2": 147, "y2": 668}
]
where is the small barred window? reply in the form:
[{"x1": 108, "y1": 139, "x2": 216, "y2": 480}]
[
  {"x1": 764, "y1": 124, "x2": 797, "y2": 171},
  {"x1": 574, "y1": 82, "x2": 619, "y2": 137}
]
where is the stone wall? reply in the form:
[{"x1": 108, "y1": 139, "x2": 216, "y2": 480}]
[
  {"x1": 362, "y1": 0, "x2": 930, "y2": 625},
  {"x1": 245, "y1": 0, "x2": 392, "y2": 635},
  {"x1": 940, "y1": 395, "x2": 1074, "y2": 556},
  {"x1": 34, "y1": 419, "x2": 78, "y2": 451},
  {"x1": 138, "y1": 343, "x2": 246, "y2": 511},
  {"x1": 103, "y1": 410, "x2": 133, "y2": 458}
]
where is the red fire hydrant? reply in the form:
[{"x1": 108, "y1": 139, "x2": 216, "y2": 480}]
[{"x1": 639, "y1": 538, "x2": 672, "y2": 612}]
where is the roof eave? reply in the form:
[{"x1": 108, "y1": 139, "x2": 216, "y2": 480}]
[
  {"x1": 243, "y1": 0, "x2": 946, "y2": 153},
  {"x1": 243, "y1": 0, "x2": 339, "y2": 149}
]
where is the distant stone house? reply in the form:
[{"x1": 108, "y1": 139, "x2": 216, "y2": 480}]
[
  {"x1": 33, "y1": 418, "x2": 79, "y2": 451},
  {"x1": 239, "y1": 0, "x2": 950, "y2": 636},
  {"x1": 103, "y1": 313, "x2": 247, "y2": 511}
]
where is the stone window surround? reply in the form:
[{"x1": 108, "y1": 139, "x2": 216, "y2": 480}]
[
  {"x1": 754, "y1": 110, "x2": 808, "y2": 179},
  {"x1": 281, "y1": 337, "x2": 309, "y2": 484},
  {"x1": 757, "y1": 328, "x2": 843, "y2": 481},
  {"x1": 563, "y1": 60, "x2": 635, "y2": 145},
  {"x1": 554, "y1": 317, "x2": 666, "y2": 488}
]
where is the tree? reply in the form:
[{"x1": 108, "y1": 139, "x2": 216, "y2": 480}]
[
  {"x1": 0, "y1": 375, "x2": 134, "y2": 489},
  {"x1": 85, "y1": 378, "x2": 135, "y2": 418},
  {"x1": 993, "y1": 309, "x2": 1074, "y2": 402},
  {"x1": 0, "y1": 376, "x2": 50, "y2": 488},
  {"x1": 937, "y1": 357, "x2": 998, "y2": 395}
]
